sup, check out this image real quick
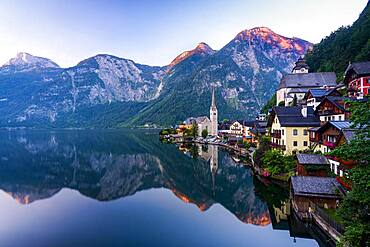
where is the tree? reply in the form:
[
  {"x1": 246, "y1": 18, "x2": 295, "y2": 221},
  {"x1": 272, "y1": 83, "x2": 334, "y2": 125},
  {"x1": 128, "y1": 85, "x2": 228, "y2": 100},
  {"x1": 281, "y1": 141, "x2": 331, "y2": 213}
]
[
  {"x1": 201, "y1": 129, "x2": 208, "y2": 138},
  {"x1": 190, "y1": 121, "x2": 199, "y2": 138},
  {"x1": 330, "y1": 99, "x2": 370, "y2": 247},
  {"x1": 261, "y1": 93, "x2": 276, "y2": 114},
  {"x1": 261, "y1": 150, "x2": 285, "y2": 175}
]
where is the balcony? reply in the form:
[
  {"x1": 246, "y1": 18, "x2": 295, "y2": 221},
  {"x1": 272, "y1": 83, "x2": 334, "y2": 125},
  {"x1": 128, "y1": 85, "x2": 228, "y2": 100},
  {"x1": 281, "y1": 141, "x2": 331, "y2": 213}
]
[
  {"x1": 318, "y1": 109, "x2": 336, "y2": 115},
  {"x1": 271, "y1": 132, "x2": 281, "y2": 139},
  {"x1": 270, "y1": 142, "x2": 286, "y2": 150}
]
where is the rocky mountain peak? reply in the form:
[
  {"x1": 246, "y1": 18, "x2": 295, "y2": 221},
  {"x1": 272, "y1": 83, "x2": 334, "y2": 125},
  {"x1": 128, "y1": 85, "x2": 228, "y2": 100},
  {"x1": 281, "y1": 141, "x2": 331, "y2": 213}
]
[
  {"x1": 235, "y1": 27, "x2": 312, "y2": 54},
  {"x1": 168, "y1": 42, "x2": 215, "y2": 69},
  {"x1": 4, "y1": 52, "x2": 60, "y2": 69}
]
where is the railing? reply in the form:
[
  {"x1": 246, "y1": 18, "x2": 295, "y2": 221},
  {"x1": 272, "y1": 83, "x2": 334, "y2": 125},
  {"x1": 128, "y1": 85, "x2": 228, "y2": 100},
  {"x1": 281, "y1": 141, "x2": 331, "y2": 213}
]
[
  {"x1": 271, "y1": 132, "x2": 281, "y2": 138},
  {"x1": 318, "y1": 109, "x2": 336, "y2": 115},
  {"x1": 309, "y1": 201, "x2": 345, "y2": 234},
  {"x1": 270, "y1": 142, "x2": 286, "y2": 150}
]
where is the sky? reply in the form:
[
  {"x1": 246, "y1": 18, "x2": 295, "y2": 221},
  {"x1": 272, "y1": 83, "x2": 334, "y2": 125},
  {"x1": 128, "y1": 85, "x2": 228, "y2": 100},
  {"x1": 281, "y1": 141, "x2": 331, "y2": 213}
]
[{"x1": 0, "y1": 0, "x2": 368, "y2": 67}]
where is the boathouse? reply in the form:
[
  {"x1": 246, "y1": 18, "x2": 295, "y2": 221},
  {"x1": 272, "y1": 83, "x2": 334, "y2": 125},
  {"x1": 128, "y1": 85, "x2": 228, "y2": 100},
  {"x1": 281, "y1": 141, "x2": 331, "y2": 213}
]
[
  {"x1": 291, "y1": 176, "x2": 345, "y2": 218},
  {"x1": 296, "y1": 154, "x2": 329, "y2": 177}
]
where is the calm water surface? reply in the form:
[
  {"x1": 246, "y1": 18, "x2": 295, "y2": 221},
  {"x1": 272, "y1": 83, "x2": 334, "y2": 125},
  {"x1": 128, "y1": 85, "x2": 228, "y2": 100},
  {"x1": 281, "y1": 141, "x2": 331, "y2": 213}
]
[{"x1": 0, "y1": 129, "x2": 330, "y2": 247}]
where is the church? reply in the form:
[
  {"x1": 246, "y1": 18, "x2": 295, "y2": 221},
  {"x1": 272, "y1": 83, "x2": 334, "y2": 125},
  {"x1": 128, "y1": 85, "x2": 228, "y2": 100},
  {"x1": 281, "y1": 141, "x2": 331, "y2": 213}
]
[
  {"x1": 188, "y1": 87, "x2": 218, "y2": 137},
  {"x1": 276, "y1": 58, "x2": 337, "y2": 106}
]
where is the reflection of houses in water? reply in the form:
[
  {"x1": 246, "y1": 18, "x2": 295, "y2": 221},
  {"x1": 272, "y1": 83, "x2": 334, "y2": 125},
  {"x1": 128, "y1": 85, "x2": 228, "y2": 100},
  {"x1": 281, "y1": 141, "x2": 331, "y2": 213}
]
[{"x1": 273, "y1": 200, "x2": 291, "y2": 228}]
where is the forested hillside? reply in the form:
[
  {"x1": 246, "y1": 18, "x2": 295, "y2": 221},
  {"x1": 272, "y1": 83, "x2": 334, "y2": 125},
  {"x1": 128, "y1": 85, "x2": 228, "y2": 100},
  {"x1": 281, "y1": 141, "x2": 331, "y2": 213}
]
[{"x1": 306, "y1": 1, "x2": 370, "y2": 79}]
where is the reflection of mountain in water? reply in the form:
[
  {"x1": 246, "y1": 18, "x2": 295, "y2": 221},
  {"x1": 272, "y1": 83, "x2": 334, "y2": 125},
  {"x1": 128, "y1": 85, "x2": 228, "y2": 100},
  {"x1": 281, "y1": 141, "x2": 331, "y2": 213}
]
[{"x1": 0, "y1": 130, "x2": 270, "y2": 226}]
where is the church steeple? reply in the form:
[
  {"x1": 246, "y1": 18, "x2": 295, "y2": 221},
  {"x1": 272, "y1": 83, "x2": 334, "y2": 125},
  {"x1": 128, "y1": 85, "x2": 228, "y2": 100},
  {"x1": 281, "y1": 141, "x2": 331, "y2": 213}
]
[
  {"x1": 209, "y1": 86, "x2": 218, "y2": 136},
  {"x1": 211, "y1": 86, "x2": 216, "y2": 109}
]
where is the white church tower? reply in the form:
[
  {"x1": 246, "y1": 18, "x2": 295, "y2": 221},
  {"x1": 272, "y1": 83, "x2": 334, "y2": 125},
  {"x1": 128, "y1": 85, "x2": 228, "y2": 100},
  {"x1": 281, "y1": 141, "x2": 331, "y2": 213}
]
[{"x1": 210, "y1": 87, "x2": 218, "y2": 136}]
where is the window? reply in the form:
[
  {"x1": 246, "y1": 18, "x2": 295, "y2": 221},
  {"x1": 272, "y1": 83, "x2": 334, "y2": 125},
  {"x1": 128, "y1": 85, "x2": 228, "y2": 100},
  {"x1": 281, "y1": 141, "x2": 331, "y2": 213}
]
[
  {"x1": 338, "y1": 116, "x2": 342, "y2": 120},
  {"x1": 303, "y1": 141, "x2": 308, "y2": 146},
  {"x1": 282, "y1": 129, "x2": 284, "y2": 135},
  {"x1": 282, "y1": 140, "x2": 284, "y2": 145},
  {"x1": 303, "y1": 129, "x2": 308, "y2": 136},
  {"x1": 293, "y1": 129, "x2": 298, "y2": 136},
  {"x1": 293, "y1": 141, "x2": 298, "y2": 146}
]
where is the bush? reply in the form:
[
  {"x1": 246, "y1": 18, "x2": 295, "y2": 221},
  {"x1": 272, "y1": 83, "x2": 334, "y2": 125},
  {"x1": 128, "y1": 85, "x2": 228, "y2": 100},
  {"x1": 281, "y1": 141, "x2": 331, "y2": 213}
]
[{"x1": 261, "y1": 150, "x2": 296, "y2": 175}]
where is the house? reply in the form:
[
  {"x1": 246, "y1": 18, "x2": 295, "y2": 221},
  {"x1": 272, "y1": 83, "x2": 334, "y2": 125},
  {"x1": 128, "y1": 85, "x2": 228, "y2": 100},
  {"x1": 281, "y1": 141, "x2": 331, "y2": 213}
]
[
  {"x1": 267, "y1": 106, "x2": 320, "y2": 154},
  {"x1": 242, "y1": 120, "x2": 255, "y2": 141},
  {"x1": 314, "y1": 96, "x2": 351, "y2": 122},
  {"x1": 291, "y1": 176, "x2": 345, "y2": 218},
  {"x1": 250, "y1": 120, "x2": 267, "y2": 146},
  {"x1": 309, "y1": 121, "x2": 358, "y2": 178},
  {"x1": 276, "y1": 58, "x2": 337, "y2": 106},
  {"x1": 344, "y1": 61, "x2": 370, "y2": 98},
  {"x1": 229, "y1": 121, "x2": 243, "y2": 136},
  {"x1": 218, "y1": 120, "x2": 232, "y2": 135},
  {"x1": 309, "y1": 121, "x2": 354, "y2": 154},
  {"x1": 304, "y1": 88, "x2": 341, "y2": 110},
  {"x1": 296, "y1": 153, "x2": 329, "y2": 177}
]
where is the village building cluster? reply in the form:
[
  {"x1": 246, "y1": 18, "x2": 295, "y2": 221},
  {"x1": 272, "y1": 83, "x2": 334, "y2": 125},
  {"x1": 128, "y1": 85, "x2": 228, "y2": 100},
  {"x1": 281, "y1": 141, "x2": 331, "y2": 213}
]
[{"x1": 168, "y1": 58, "x2": 369, "y2": 233}]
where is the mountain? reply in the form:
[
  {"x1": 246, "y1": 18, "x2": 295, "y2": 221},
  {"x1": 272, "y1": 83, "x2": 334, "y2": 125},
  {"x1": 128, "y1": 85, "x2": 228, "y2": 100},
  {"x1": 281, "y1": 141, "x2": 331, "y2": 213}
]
[
  {"x1": 0, "y1": 27, "x2": 312, "y2": 127},
  {"x1": 168, "y1": 42, "x2": 216, "y2": 69},
  {"x1": 129, "y1": 27, "x2": 312, "y2": 126},
  {"x1": 306, "y1": 1, "x2": 370, "y2": 79},
  {"x1": 3, "y1": 52, "x2": 60, "y2": 72},
  {"x1": 0, "y1": 54, "x2": 165, "y2": 127}
]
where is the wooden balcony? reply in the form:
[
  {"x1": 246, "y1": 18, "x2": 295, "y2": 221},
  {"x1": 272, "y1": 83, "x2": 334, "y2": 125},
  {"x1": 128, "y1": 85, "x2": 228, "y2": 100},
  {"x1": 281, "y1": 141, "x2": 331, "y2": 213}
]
[
  {"x1": 271, "y1": 132, "x2": 281, "y2": 139},
  {"x1": 270, "y1": 142, "x2": 286, "y2": 150}
]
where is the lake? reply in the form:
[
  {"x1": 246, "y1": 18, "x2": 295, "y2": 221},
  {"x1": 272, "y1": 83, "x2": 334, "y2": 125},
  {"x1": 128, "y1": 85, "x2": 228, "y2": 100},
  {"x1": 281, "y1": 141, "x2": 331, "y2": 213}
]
[{"x1": 0, "y1": 129, "x2": 332, "y2": 247}]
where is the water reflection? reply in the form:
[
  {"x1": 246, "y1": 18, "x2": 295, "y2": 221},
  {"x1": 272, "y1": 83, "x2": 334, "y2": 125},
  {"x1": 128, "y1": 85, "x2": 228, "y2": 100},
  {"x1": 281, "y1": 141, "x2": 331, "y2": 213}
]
[{"x1": 0, "y1": 129, "x2": 329, "y2": 246}]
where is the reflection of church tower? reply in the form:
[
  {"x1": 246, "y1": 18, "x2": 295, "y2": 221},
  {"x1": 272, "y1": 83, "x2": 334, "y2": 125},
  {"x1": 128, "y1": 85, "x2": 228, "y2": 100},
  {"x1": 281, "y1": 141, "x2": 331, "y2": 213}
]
[
  {"x1": 210, "y1": 87, "x2": 218, "y2": 136},
  {"x1": 209, "y1": 145, "x2": 218, "y2": 195}
]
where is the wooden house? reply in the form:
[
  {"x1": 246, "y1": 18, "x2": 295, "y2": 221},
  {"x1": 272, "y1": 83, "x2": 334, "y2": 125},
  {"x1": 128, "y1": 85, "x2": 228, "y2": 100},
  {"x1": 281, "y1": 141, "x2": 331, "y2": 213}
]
[
  {"x1": 344, "y1": 61, "x2": 370, "y2": 98},
  {"x1": 291, "y1": 176, "x2": 345, "y2": 217},
  {"x1": 296, "y1": 153, "x2": 329, "y2": 177}
]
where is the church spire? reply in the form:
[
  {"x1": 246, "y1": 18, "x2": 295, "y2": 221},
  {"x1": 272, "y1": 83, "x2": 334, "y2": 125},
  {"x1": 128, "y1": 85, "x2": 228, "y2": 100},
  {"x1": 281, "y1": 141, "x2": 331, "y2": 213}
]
[{"x1": 211, "y1": 86, "x2": 216, "y2": 109}]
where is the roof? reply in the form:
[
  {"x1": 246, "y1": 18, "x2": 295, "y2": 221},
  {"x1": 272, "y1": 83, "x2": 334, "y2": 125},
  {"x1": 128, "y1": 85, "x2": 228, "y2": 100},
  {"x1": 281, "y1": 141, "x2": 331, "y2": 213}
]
[
  {"x1": 195, "y1": 116, "x2": 210, "y2": 124},
  {"x1": 288, "y1": 88, "x2": 309, "y2": 94},
  {"x1": 316, "y1": 121, "x2": 357, "y2": 136},
  {"x1": 278, "y1": 72, "x2": 337, "y2": 89},
  {"x1": 307, "y1": 88, "x2": 339, "y2": 98},
  {"x1": 291, "y1": 176, "x2": 345, "y2": 198},
  {"x1": 269, "y1": 106, "x2": 320, "y2": 127},
  {"x1": 342, "y1": 129, "x2": 357, "y2": 143},
  {"x1": 296, "y1": 154, "x2": 329, "y2": 165},
  {"x1": 329, "y1": 121, "x2": 352, "y2": 130},
  {"x1": 345, "y1": 61, "x2": 370, "y2": 76}
]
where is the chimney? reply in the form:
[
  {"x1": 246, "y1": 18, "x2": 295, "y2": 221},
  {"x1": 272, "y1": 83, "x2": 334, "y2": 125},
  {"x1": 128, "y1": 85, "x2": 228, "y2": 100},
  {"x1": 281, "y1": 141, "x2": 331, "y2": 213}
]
[{"x1": 301, "y1": 105, "x2": 307, "y2": 118}]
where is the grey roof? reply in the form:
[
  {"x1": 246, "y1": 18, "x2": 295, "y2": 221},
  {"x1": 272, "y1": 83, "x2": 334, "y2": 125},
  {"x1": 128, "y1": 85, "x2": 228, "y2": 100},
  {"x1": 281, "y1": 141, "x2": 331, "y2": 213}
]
[
  {"x1": 271, "y1": 106, "x2": 320, "y2": 127},
  {"x1": 308, "y1": 88, "x2": 338, "y2": 98},
  {"x1": 288, "y1": 88, "x2": 310, "y2": 94},
  {"x1": 195, "y1": 116, "x2": 210, "y2": 124},
  {"x1": 291, "y1": 176, "x2": 345, "y2": 198},
  {"x1": 329, "y1": 121, "x2": 352, "y2": 130},
  {"x1": 342, "y1": 129, "x2": 357, "y2": 143},
  {"x1": 345, "y1": 61, "x2": 370, "y2": 75},
  {"x1": 296, "y1": 154, "x2": 329, "y2": 165},
  {"x1": 278, "y1": 72, "x2": 337, "y2": 89}
]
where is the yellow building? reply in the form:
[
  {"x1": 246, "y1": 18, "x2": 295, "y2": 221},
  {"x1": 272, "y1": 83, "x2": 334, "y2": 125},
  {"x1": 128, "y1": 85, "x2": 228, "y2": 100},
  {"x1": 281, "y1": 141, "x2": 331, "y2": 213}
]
[{"x1": 268, "y1": 106, "x2": 320, "y2": 155}]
